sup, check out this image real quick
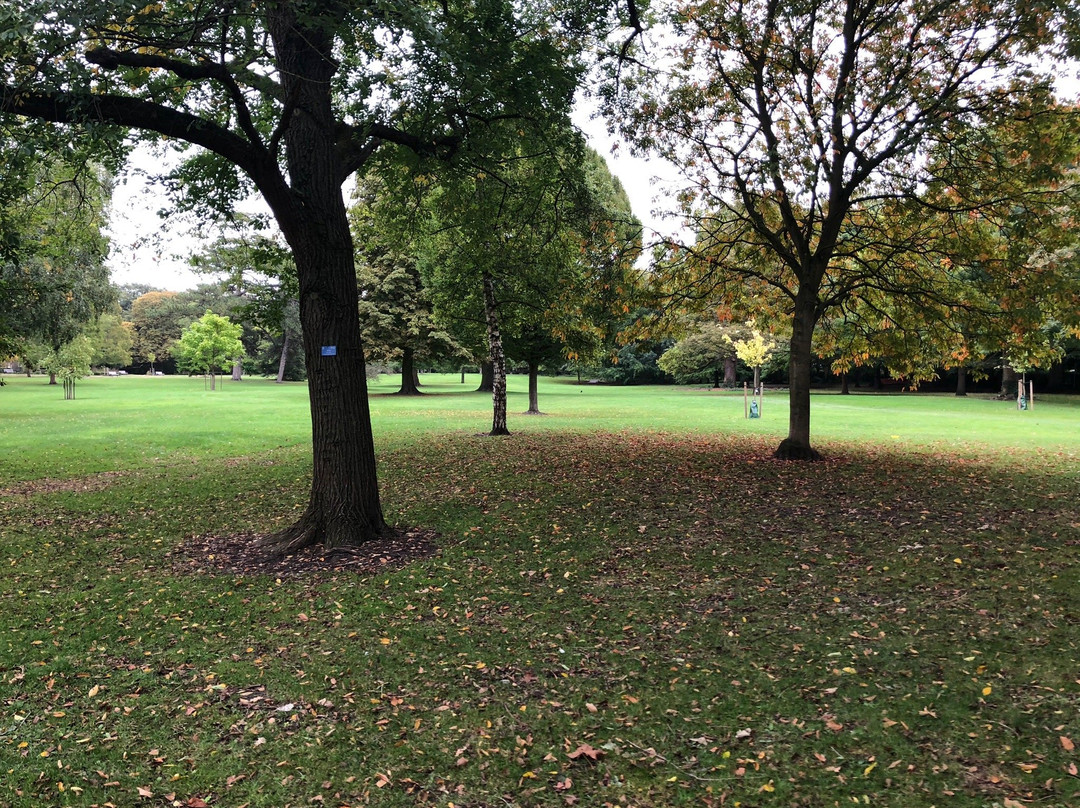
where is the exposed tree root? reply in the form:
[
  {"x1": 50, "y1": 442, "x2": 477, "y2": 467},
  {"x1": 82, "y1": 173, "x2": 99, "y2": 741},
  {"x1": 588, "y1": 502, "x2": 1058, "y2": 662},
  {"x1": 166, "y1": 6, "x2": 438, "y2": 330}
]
[
  {"x1": 774, "y1": 438, "x2": 823, "y2": 461},
  {"x1": 258, "y1": 507, "x2": 392, "y2": 557}
]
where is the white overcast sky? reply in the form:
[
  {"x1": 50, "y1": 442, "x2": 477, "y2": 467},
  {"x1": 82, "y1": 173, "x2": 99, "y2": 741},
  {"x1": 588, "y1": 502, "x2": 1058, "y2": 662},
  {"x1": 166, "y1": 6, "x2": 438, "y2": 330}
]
[{"x1": 104, "y1": 101, "x2": 682, "y2": 292}]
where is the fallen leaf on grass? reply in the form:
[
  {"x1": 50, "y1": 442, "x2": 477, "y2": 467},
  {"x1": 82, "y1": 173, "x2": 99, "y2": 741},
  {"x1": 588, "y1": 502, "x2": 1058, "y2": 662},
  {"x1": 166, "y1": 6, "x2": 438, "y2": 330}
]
[
  {"x1": 1061, "y1": 736, "x2": 1075, "y2": 752},
  {"x1": 567, "y1": 743, "x2": 603, "y2": 762}
]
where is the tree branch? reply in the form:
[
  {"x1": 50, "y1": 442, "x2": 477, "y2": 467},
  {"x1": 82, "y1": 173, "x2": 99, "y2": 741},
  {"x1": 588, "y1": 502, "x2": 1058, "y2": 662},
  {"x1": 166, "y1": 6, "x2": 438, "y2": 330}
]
[
  {"x1": 0, "y1": 86, "x2": 291, "y2": 217},
  {"x1": 86, "y1": 47, "x2": 268, "y2": 149}
]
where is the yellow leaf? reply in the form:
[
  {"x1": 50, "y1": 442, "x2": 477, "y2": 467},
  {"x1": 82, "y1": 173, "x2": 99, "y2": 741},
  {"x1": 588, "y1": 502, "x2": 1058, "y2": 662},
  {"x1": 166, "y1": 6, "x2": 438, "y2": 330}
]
[
  {"x1": 982, "y1": 686, "x2": 992, "y2": 696},
  {"x1": 759, "y1": 781, "x2": 775, "y2": 792},
  {"x1": 379, "y1": 638, "x2": 391, "y2": 645},
  {"x1": 863, "y1": 761, "x2": 877, "y2": 776}
]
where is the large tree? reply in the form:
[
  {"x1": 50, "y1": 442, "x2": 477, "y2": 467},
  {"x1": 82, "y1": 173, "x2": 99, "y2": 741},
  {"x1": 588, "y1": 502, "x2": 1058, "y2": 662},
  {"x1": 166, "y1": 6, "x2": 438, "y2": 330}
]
[
  {"x1": 422, "y1": 141, "x2": 641, "y2": 431},
  {"x1": 0, "y1": 155, "x2": 113, "y2": 371},
  {"x1": 611, "y1": 0, "x2": 1077, "y2": 458},
  {"x1": 1, "y1": 2, "x2": 629, "y2": 551},
  {"x1": 350, "y1": 179, "x2": 462, "y2": 396}
]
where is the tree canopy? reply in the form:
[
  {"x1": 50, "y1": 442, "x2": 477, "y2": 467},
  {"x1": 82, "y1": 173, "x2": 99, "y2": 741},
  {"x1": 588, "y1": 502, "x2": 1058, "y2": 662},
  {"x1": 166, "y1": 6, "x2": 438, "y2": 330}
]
[
  {"x1": 0, "y1": 154, "x2": 113, "y2": 363},
  {"x1": 611, "y1": 0, "x2": 1080, "y2": 458},
  {"x1": 1, "y1": 0, "x2": 638, "y2": 551},
  {"x1": 175, "y1": 309, "x2": 244, "y2": 390}
]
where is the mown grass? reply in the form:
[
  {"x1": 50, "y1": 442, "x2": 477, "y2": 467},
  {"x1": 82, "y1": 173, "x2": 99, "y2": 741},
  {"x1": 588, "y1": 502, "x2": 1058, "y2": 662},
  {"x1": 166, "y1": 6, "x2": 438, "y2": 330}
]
[{"x1": 1, "y1": 373, "x2": 1078, "y2": 808}]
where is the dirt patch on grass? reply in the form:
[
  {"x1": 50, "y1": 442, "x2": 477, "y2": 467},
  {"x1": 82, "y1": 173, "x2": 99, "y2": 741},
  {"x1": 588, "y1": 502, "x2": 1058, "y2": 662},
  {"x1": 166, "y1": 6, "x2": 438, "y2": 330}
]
[
  {"x1": 168, "y1": 527, "x2": 439, "y2": 578},
  {"x1": 0, "y1": 471, "x2": 127, "y2": 497}
]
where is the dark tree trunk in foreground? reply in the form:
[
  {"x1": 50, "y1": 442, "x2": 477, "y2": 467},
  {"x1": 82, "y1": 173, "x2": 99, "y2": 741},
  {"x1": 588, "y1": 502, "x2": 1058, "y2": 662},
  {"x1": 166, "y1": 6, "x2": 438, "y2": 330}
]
[
  {"x1": 955, "y1": 366, "x2": 967, "y2": 396},
  {"x1": 840, "y1": 371, "x2": 849, "y2": 395},
  {"x1": 477, "y1": 361, "x2": 494, "y2": 393},
  {"x1": 776, "y1": 292, "x2": 822, "y2": 460},
  {"x1": 276, "y1": 331, "x2": 289, "y2": 383},
  {"x1": 482, "y1": 272, "x2": 510, "y2": 436},
  {"x1": 261, "y1": 10, "x2": 388, "y2": 553},
  {"x1": 525, "y1": 362, "x2": 542, "y2": 414},
  {"x1": 397, "y1": 346, "x2": 421, "y2": 395}
]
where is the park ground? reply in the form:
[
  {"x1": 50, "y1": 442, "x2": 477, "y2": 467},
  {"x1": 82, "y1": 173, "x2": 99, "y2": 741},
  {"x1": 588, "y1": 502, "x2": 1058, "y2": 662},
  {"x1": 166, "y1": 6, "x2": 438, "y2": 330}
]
[{"x1": 1, "y1": 373, "x2": 1078, "y2": 808}]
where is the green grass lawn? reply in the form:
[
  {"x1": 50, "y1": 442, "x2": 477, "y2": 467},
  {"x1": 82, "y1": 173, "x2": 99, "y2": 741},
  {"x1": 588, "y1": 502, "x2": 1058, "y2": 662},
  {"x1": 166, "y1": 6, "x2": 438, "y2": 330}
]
[{"x1": 1, "y1": 373, "x2": 1078, "y2": 807}]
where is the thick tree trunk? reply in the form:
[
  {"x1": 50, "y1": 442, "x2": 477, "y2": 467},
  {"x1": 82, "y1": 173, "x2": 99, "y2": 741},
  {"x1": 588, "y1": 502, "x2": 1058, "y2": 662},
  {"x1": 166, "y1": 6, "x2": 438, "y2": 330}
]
[
  {"x1": 49, "y1": 371, "x2": 57, "y2": 385},
  {"x1": 276, "y1": 331, "x2": 289, "y2": 383},
  {"x1": 955, "y1": 366, "x2": 967, "y2": 396},
  {"x1": 412, "y1": 367, "x2": 421, "y2": 388},
  {"x1": 840, "y1": 371, "x2": 849, "y2": 395},
  {"x1": 525, "y1": 362, "x2": 542, "y2": 414},
  {"x1": 477, "y1": 361, "x2": 494, "y2": 393},
  {"x1": 775, "y1": 292, "x2": 822, "y2": 460},
  {"x1": 231, "y1": 359, "x2": 243, "y2": 381},
  {"x1": 397, "y1": 346, "x2": 421, "y2": 395},
  {"x1": 724, "y1": 355, "x2": 737, "y2": 386},
  {"x1": 260, "y1": 9, "x2": 389, "y2": 554},
  {"x1": 1000, "y1": 362, "x2": 1017, "y2": 398},
  {"x1": 482, "y1": 272, "x2": 510, "y2": 436}
]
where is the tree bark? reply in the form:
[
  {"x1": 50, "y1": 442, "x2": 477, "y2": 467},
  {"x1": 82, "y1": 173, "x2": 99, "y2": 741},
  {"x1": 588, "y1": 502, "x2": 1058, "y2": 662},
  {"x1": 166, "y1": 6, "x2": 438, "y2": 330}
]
[
  {"x1": 276, "y1": 331, "x2": 289, "y2": 383},
  {"x1": 525, "y1": 362, "x2": 542, "y2": 414},
  {"x1": 397, "y1": 346, "x2": 421, "y2": 395},
  {"x1": 775, "y1": 291, "x2": 822, "y2": 460},
  {"x1": 955, "y1": 366, "x2": 967, "y2": 396},
  {"x1": 260, "y1": 9, "x2": 389, "y2": 554},
  {"x1": 477, "y1": 361, "x2": 494, "y2": 393},
  {"x1": 482, "y1": 272, "x2": 510, "y2": 436},
  {"x1": 231, "y1": 359, "x2": 243, "y2": 381},
  {"x1": 209, "y1": 372, "x2": 216, "y2": 391},
  {"x1": 724, "y1": 355, "x2": 737, "y2": 386},
  {"x1": 1000, "y1": 362, "x2": 1017, "y2": 398},
  {"x1": 840, "y1": 371, "x2": 849, "y2": 395}
]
